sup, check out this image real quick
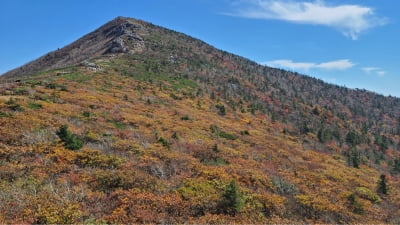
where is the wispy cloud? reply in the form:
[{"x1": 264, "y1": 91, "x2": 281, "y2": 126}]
[
  {"x1": 362, "y1": 67, "x2": 386, "y2": 76},
  {"x1": 376, "y1": 71, "x2": 386, "y2": 77},
  {"x1": 317, "y1": 59, "x2": 354, "y2": 70},
  {"x1": 263, "y1": 59, "x2": 315, "y2": 70},
  {"x1": 264, "y1": 59, "x2": 354, "y2": 71},
  {"x1": 225, "y1": 0, "x2": 387, "y2": 40},
  {"x1": 362, "y1": 67, "x2": 380, "y2": 73}
]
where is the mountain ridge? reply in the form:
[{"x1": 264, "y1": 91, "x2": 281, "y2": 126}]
[
  {"x1": 0, "y1": 16, "x2": 399, "y2": 224},
  {"x1": 2, "y1": 16, "x2": 398, "y2": 99},
  {"x1": 1, "y1": 17, "x2": 147, "y2": 78}
]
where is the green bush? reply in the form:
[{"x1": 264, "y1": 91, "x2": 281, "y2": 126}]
[
  {"x1": 82, "y1": 111, "x2": 91, "y2": 117},
  {"x1": 28, "y1": 102, "x2": 43, "y2": 109},
  {"x1": 6, "y1": 98, "x2": 23, "y2": 112},
  {"x1": 180, "y1": 115, "x2": 190, "y2": 120},
  {"x1": 56, "y1": 125, "x2": 83, "y2": 150},
  {"x1": 393, "y1": 158, "x2": 400, "y2": 173},
  {"x1": 218, "y1": 130, "x2": 237, "y2": 140},
  {"x1": 355, "y1": 187, "x2": 381, "y2": 203},
  {"x1": 45, "y1": 83, "x2": 57, "y2": 89},
  {"x1": 348, "y1": 193, "x2": 364, "y2": 214},
  {"x1": 171, "y1": 132, "x2": 179, "y2": 139},
  {"x1": 215, "y1": 104, "x2": 226, "y2": 116},
  {"x1": 221, "y1": 180, "x2": 244, "y2": 215},
  {"x1": 210, "y1": 125, "x2": 237, "y2": 140},
  {"x1": 158, "y1": 137, "x2": 171, "y2": 148},
  {"x1": 112, "y1": 121, "x2": 125, "y2": 129},
  {"x1": 14, "y1": 87, "x2": 28, "y2": 95},
  {"x1": 240, "y1": 130, "x2": 250, "y2": 135},
  {"x1": 0, "y1": 111, "x2": 12, "y2": 117}
]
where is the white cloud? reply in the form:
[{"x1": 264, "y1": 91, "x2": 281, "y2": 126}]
[
  {"x1": 226, "y1": 0, "x2": 387, "y2": 39},
  {"x1": 264, "y1": 59, "x2": 354, "y2": 71},
  {"x1": 362, "y1": 67, "x2": 386, "y2": 76},
  {"x1": 316, "y1": 59, "x2": 354, "y2": 70},
  {"x1": 263, "y1": 59, "x2": 316, "y2": 70},
  {"x1": 376, "y1": 71, "x2": 386, "y2": 77},
  {"x1": 362, "y1": 67, "x2": 380, "y2": 73}
]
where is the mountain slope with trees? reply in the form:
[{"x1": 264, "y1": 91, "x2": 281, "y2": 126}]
[{"x1": 0, "y1": 17, "x2": 399, "y2": 224}]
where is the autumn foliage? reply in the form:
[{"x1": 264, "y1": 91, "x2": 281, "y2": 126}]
[{"x1": 0, "y1": 17, "x2": 399, "y2": 224}]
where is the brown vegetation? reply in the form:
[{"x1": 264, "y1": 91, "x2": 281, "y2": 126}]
[{"x1": 0, "y1": 17, "x2": 399, "y2": 224}]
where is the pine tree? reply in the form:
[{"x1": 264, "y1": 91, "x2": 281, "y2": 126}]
[
  {"x1": 56, "y1": 124, "x2": 70, "y2": 141},
  {"x1": 349, "y1": 148, "x2": 361, "y2": 168},
  {"x1": 377, "y1": 174, "x2": 389, "y2": 195},
  {"x1": 317, "y1": 127, "x2": 332, "y2": 143},
  {"x1": 346, "y1": 130, "x2": 362, "y2": 146},
  {"x1": 393, "y1": 158, "x2": 400, "y2": 173},
  {"x1": 222, "y1": 180, "x2": 244, "y2": 215},
  {"x1": 56, "y1": 125, "x2": 83, "y2": 150}
]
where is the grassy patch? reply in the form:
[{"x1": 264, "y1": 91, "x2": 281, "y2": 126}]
[
  {"x1": 61, "y1": 73, "x2": 91, "y2": 83},
  {"x1": 30, "y1": 66, "x2": 77, "y2": 77},
  {"x1": 112, "y1": 121, "x2": 125, "y2": 129},
  {"x1": 28, "y1": 102, "x2": 43, "y2": 110},
  {"x1": 170, "y1": 76, "x2": 197, "y2": 90},
  {"x1": 210, "y1": 125, "x2": 237, "y2": 140},
  {"x1": 107, "y1": 56, "x2": 198, "y2": 90},
  {"x1": 218, "y1": 131, "x2": 237, "y2": 140},
  {"x1": 157, "y1": 137, "x2": 171, "y2": 149},
  {"x1": 13, "y1": 87, "x2": 28, "y2": 95},
  {"x1": 204, "y1": 157, "x2": 228, "y2": 166}
]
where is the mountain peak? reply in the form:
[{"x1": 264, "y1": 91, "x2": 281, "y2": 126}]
[
  {"x1": 1, "y1": 16, "x2": 400, "y2": 224},
  {"x1": 1, "y1": 16, "x2": 147, "y2": 78}
]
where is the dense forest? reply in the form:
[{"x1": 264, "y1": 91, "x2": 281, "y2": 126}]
[{"x1": 0, "y1": 17, "x2": 399, "y2": 224}]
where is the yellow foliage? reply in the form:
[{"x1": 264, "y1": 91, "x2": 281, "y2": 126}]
[
  {"x1": 355, "y1": 187, "x2": 381, "y2": 203},
  {"x1": 35, "y1": 202, "x2": 82, "y2": 224}
]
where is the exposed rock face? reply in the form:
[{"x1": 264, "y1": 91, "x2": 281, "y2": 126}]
[
  {"x1": 107, "y1": 37, "x2": 127, "y2": 53},
  {"x1": 106, "y1": 20, "x2": 145, "y2": 54},
  {"x1": 1, "y1": 17, "x2": 145, "y2": 78},
  {"x1": 82, "y1": 61, "x2": 101, "y2": 72}
]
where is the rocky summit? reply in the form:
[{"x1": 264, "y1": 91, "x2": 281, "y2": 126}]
[{"x1": 2, "y1": 17, "x2": 146, "y2": 79}]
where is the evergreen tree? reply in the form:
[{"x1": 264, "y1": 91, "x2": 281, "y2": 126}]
[
  {"x1": 374, "y1": 134, "x2": 390, "y2": 150},
  {"x1": 216, "y1": 104, "x2": 226, "y2": 116},
  {"x1": 56, "y1": 124, "x2": 70, "y2": 141},
  {"x1": 222, "y1": 180, "x2": 244, "y2": 215},
  {"x1": 349, "y1": 148, "x2": 361, "y2": 168},
  {"x1": 56, "y1": 125, "x2": 83, "y2": 150},
  {"x1": 393, "y1": 158, "x2": 400, "y2": 173},
  {"x1": 317, "y1": 127, "x2": 332, "y2": 143},
  {"x1": 377, "y1": 174, "x2": 389, "y2": 195},
  {"x1": 348, "y1": 193, "x2": 364, "y2": 214},
  {"x1": 346, "y1": 130, "x2": 362, "y2": 146},
  {"x1": 210, "y1": 91, "x2": 216, "y2": 100}
]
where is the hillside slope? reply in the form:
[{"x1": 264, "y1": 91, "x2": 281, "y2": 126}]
[
  {"x1": 0, "y1": 17, "x2": 399, "y2": 224},
  {"x1": 1, "y1": 17, "x2": 145, "y2": 79}
]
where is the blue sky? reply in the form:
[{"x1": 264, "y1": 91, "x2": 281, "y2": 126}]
[{"x1": 0, "y1": 0, "x2": 399, "y2": 96}]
